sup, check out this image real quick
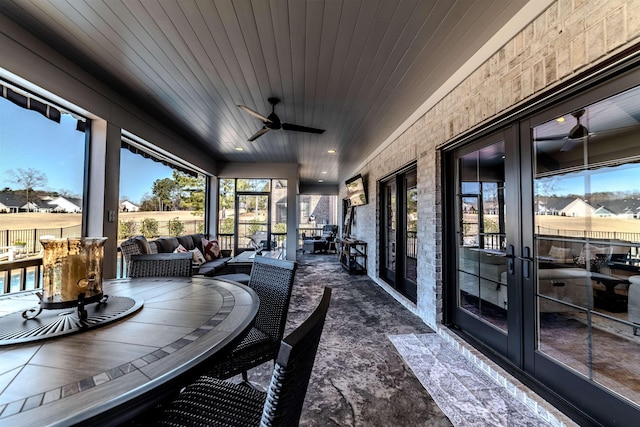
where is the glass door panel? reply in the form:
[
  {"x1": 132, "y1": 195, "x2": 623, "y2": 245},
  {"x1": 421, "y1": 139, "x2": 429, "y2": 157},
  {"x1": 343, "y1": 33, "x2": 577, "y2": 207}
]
[
  {"x1": 236, "y1": 193, "x2": 271, "y2": 252},
  {"x1": 381, "y1": 179, "x2": 397, "y2": 287},
  {"x1": 533, "y1": 84, "x2": 640, "y2": 409},
  {"x1": 457, "y1": 142, "x2": 509, "y2": 333},
  {"x1": 380, "y1": 166, "x2": 417, "y2": 302},
  {"x1": 405, "y1": 171, "x2": 418, "y2": 285},
  {"x1": 384, "y1": 180, "x2": 397, "y2": 284}
]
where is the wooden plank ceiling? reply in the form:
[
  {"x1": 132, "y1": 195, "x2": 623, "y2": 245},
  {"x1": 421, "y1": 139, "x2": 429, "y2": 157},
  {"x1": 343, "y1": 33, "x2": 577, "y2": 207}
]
[{"x1": 0, "y1": 0, "x2": 530, "y2": 186}]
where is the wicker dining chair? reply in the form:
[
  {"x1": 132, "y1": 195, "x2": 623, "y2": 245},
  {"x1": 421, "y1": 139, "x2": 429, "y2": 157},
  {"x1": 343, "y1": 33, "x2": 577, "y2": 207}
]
[
  {"x1": 209, "y1": 255, "x2": 297, "y2": 382},
  {"x1": 156, "y1": 287, "x2": 332, "y2": 427}
]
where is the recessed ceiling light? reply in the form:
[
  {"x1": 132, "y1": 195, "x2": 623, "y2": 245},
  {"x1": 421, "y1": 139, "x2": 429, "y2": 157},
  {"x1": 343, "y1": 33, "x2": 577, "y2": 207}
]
[
  {"x1": 235, "y1": 147, "x2": 244, "y2": 151},
  {"x1": 318, "y1": 179, "x2": 324, "y2": 183},
  {"x1": 321, "y1": 171, "x2": 327, "y2": 174},
  {"x1": 327, "y1": 149, "x2": 336, "y2": 154}
]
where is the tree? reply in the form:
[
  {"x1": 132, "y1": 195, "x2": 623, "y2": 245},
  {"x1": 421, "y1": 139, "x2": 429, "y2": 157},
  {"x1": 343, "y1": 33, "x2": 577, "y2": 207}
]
[
  {"x1": 152, "y1": 177, "x2": 179, "y2": 211},
  {"x1": 219, "y1": 178, "x2": 235, "y2": 219},
  {"x1": 173, "y1": 171, "x2": 205, "y2": 215},
  {"x1": 6, "y1": 167, "x2": 48, "y2": 212}
]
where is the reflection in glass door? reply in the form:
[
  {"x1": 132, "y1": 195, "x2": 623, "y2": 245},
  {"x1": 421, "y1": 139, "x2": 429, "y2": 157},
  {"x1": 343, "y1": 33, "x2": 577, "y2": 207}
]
[
  {"x1": 381, "y1": 179, "x2": 396, "y2": 287},
  {"x1": 448, "y1": 72, "x2": 640, "y2": 424},
  {"x1": 405, "y1": 171, "x2": 418, "y2": 289},
  {"x1": 380, "y1": 165, "x2": 417, "y2": 303},
  {"x1": 530, "y1": 84, "x2": 640, "y2": 417},
  {"x1": 458, "y1": 144, "x2": 508, "y2": 332}
]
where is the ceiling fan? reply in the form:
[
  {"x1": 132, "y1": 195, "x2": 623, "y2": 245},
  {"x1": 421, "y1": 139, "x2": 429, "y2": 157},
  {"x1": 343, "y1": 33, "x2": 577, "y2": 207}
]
[
  {"x1": 533, "y1": 109, "x2": 590, "y2": 151},
  {"x1": 237, "y1": 97, "x2": 325, "y2": 141}
]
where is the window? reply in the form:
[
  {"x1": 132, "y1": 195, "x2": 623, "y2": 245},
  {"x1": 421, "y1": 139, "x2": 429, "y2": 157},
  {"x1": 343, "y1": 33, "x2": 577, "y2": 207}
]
[
  {"x1": 217, "y1": 179, "x2": 288, "y2": 253},
  {"x1": 0, "y1": 81, "x2": 87, "y2": 259},
  {"x1": 118, "y1": 137, "x2": 206, "y2": 242}
]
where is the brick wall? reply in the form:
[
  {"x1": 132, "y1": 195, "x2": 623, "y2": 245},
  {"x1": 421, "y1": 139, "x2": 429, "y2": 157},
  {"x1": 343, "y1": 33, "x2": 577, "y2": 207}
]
[{"x1": 343, "y1": 0, "x2": 640, "y2": 329}]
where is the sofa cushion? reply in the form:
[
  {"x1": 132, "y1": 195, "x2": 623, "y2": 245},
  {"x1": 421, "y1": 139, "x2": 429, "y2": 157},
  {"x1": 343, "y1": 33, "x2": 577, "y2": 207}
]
[
  {"x1": 177, "y1": 235, "x2": 195, "y2": 251},
  {"x1": 197, "y1": 257, "x2": 232, "y2": 276},
  {"x1": 155, "y1": 237, "x2": 180, "y2": 253},
  {"x1": 191, "y1": 233, "x2": 206, "y2": 252},
  {"x1": 547, "y1": 246, "x2": 573, "y2": 264}
]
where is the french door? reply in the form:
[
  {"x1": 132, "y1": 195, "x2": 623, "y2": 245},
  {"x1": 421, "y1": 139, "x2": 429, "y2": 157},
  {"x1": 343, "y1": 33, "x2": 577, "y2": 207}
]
[
  {"x1": 448, "y1": 126, "x2": 523, "y2": 361},
  {"x1": 380, "y1": 165, "x2": 418, "y2": 303},
  {"x1": 446, "y1": 69, "x2": 640, "y2": 424}
]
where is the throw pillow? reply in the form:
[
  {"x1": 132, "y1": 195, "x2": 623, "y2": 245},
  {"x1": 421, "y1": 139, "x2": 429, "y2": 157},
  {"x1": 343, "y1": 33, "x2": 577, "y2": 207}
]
[
  {"x1": 202, "y1": 237, "x2": 222, "y2": 261},
  {"x1": 190, "y1": 247, "x2": 206, "y2": 265},
  {"x1": 173, "y1": 244, "x2": 188, "y2": 253}
]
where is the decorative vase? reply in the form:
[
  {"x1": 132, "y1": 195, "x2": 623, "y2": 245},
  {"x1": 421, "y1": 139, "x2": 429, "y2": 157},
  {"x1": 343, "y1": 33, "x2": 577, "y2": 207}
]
[{"x1": 39, "y1": 237, "x2": 108, "y2": 309}]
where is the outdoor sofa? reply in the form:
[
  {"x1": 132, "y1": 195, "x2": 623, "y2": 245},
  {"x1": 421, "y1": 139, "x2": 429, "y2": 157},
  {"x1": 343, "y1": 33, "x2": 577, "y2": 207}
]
[{"x1": 120, "y1": 234, "x2": 232, "y2": 277}]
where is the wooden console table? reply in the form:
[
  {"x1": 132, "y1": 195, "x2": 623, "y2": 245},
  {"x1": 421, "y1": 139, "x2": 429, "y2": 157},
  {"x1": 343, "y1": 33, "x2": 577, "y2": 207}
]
[{"x1": 341, "y1": 239, "x2": 367, "y2": 274}]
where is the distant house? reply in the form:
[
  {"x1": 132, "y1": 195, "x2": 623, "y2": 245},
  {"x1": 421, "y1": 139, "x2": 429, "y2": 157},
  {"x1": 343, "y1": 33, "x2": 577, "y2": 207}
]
[
  {"x1": 0, "y1": 192, "x2": 29, "y2": 212},
  {"x1": 593, "y1": 206, "x2": 616, "y2": 217},
  {"x1": 120, "y1": 200, "x2": 139, "y2": 212},
  {"x1": 618, "y1": 207, "x2": 636, "y2": 219},
  {"x1": 47, "y1": 196, "x2": 82, "y2": 213},
  {"x1": 560, "y1": 198, "x2": 596, "y2": 217}
]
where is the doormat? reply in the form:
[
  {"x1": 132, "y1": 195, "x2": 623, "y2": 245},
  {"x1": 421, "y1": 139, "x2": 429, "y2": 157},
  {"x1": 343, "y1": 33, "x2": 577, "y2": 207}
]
[{"x1": 389, "y1": 333, "x2": 561, "y2": 427}]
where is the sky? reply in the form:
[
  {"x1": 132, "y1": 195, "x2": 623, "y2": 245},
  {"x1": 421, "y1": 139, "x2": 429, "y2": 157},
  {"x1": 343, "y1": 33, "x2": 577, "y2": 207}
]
[
  {"x1": 0, "y1": 97, "x2": 175, "y2": 204},
  {"x1": 538, "y1": 163, "x2": 640, "y2": 196}
]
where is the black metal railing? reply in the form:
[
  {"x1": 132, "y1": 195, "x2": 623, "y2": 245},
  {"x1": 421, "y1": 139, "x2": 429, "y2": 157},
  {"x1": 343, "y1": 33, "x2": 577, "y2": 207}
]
[
  {"x1": 0, "y1": 225, "x2": 81, "y2": 257},
  {"x1": 0, "y1": 257, "x2": 43, "y2": 294},
  {"x1": 407, "y1": 231, "x2": 417, "y2": 259}
]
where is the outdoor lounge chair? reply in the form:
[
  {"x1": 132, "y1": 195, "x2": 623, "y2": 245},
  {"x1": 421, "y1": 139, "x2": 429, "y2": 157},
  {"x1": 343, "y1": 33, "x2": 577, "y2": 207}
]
[
  {"x1": 302, "y1": 224, "x2": 338, "y2": 254},
  {"x1": 120, "y1": 236, "x2": 192, "y2": 278},
  {"x1": 156, "y1": 287, "x2": 332, "y2": 427}
]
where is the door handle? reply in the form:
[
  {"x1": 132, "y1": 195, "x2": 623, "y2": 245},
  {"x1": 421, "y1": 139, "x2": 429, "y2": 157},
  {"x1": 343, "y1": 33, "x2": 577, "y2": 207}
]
[
  {"x1": 506, "y1": 245, "x2": 515, "y2": 275},
  {"x1": 518, "y1": 246, "x2": 533, "y2": 278}
]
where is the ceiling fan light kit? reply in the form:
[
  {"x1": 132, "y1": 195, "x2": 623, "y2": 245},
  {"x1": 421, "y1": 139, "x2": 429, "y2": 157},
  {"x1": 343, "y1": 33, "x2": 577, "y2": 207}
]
[{"x1": 238, "y1": 97, "x2": 325, "y2": 141}]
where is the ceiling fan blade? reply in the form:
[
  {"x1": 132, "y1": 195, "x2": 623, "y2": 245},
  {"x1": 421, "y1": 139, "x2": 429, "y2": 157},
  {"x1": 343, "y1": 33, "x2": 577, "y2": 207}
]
[
  {"x1": 533, "y1": 134, "x2": 569, "y2": 141},
  {"x1": 560, "y1": 138, "x2": 583, "y2": 152},
  {"x1": 248, "y1": 126, "x2": 271, "y2": 141},
  {"x1": 238, "y1": 105, "x2": 271, "y2": 123},
  {"x1": 282, "y1": 122, "x2": 325, "y2": 134}
]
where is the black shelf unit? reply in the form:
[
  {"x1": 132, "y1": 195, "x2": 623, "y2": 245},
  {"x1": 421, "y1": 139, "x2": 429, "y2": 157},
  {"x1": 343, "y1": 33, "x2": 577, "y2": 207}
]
[{"x1": 340, "y1": 239, "x2": 367, "y2": 274}]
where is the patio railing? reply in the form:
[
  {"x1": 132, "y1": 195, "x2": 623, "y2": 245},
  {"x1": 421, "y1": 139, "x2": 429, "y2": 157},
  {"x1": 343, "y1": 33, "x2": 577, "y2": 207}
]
[
  {"x1": 0, "y1": 257, "x2": 43, "y2": 294},
  {"x1": 0, "y1": 225, "x2": 82, "y2": 257},
  {"x1": 3, "y1": 226, "x2": 337, "y2": 294}
]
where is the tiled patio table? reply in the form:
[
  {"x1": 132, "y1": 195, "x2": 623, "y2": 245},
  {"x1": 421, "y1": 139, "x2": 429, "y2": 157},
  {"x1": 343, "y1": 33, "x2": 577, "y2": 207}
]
[{"x1": 0, "y1": 276, "x2": 259, "y2": 426}]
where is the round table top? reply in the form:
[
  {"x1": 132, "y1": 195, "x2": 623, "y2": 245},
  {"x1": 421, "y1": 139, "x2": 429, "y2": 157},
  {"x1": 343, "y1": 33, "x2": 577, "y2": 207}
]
[{"x1": 0, "y1": 276, "x2": 259, "y2": 426}]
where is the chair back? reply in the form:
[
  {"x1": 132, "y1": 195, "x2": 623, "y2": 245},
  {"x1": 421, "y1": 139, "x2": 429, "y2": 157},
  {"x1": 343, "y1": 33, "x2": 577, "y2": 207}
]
[
  {"x1": 249, "y1": 256, "x2": 297, "y2": 342},
  {"x1": 261, "y1": 287, "x2": 332, "y2": 426},
  {"x1": 120, "y1": 236, "x2": 151, "y2": 276},
  {"x1": 321, "y1": 224, "x2": 338, "y2": 240},
  {"x1": 120, "y1": 236, "x2": 144, "y2": 262}
]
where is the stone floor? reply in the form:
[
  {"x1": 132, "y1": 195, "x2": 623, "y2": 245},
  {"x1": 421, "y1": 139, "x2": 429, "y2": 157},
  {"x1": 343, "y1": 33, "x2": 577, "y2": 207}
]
[
  {"x1": 228, "y1": 252, "x2": 577, "y2": 426},
  {"x1": 390, "y1": 333, "x2": 576, "y2": 427}
]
